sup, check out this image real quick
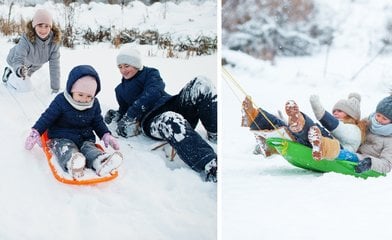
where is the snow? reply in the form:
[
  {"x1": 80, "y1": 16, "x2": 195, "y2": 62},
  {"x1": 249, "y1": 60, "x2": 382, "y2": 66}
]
[
  {"x1": 222, "y1": 0, "x2": 392, "y2": 240},
  {"x1": 0, "y1": 1, "x2": 216, "y2": 240}
]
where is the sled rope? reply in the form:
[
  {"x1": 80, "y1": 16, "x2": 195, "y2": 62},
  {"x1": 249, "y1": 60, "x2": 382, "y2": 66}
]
[{"x1": 222, "y1": 67, "x2": 282, "y2": 132}]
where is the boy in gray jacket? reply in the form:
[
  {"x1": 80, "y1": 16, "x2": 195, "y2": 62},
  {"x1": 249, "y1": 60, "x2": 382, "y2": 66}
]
[{"x1": 2, "y1": 9, "x2": 61, "y2": 93}]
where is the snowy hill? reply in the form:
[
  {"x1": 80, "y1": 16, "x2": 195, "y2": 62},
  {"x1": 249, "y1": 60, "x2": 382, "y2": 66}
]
[{"x1": 0, "y1": 1, "x2": 216, "y2": 240}]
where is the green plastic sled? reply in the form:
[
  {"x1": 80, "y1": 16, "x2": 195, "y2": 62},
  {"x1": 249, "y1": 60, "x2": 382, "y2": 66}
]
[{"x1": 266, "y1": 137, "x2": 385, "y2": 179}]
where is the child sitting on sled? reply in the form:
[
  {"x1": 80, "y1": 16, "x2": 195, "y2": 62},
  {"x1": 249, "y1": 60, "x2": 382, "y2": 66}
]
[
  {"x1": 24, "y1": 65, "x2": 123, "y2": 179},
  {"x1": 311, "y1": 94, "x2": 392, "y2": 174},
  {"x1": 354, "y1": 95, "x2": 392, "y2": 174},
  {"x1": 306, "y1": 93, "x2": 367, "y2": 160}
]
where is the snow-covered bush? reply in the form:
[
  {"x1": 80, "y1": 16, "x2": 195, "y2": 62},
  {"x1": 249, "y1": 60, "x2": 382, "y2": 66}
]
[{"x1": 222, "y1": 0, "x2": 333, "y2": 62}]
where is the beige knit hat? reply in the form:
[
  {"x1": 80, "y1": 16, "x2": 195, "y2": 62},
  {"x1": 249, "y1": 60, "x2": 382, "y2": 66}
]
[
  {"x1": 332, "y1": 93, "x2": 361, "y2": 120},
  {"x1": 32, "y1": 9, "x2": 53, "y2": 28}
]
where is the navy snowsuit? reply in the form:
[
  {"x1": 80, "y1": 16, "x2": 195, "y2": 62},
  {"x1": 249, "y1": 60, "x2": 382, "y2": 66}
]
[
  {"x1": 32, "y1": 65, "x2": 110, "y2": 170},
  {"x1": 114, "y1": 66, "x2": 217, "y2": 172}
]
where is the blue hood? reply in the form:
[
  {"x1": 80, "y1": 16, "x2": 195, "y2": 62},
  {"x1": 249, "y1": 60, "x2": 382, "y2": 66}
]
[{"x1": 66, "y1": 65, "x2": 101, "y2": 96}]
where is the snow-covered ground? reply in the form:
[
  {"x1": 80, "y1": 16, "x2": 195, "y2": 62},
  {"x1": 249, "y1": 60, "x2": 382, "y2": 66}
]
[
  {"x1": 222, "y1": 0, "x2": 392, "y2": 240},
  {"x1": 0, "y1": 1, "x2": 216, "y2": 240}
]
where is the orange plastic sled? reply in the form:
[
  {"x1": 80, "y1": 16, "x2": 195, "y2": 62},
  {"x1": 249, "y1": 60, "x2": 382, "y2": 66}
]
[{"x1": 41, "y1": 131, "x2": 118, "y2": 185}]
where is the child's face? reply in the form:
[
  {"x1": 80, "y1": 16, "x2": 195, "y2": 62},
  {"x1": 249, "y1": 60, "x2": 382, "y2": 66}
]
[
  {"x1": 375, "y1": 113, "x2": 391, "y2": 125},
  {"x1": 118, "y1": 64, "x2": 138, "y2": 80},
  {"x1": 72, "y1": 92, "x2": 94, "y2": 103},
  {"x1": 333, "y1": 109, "x2": 348, "y2": 120},
  {"x1": 34, "y1": 23, "x2": 51, "y2": 39}
]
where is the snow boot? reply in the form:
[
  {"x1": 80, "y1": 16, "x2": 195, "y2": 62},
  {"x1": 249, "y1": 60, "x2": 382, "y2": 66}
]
[
  {"x1": 308, "y1": 125, "x2": 323, "y2": 160},
  {"x1": 253, "y1": 135, "x2": 277, "y2": 157},
  {"x1": 308, "y1": 125, "x2": 340, "y2": 161},
  {"x1": 204, "y1": 159, "x2": 217, "y2": 182},
  {"x1": 66, "y1": 152, "x2": 86, "y2": 179},
  {"x1": 285, "y1": 100, "x2": 305, "y2": 133},
  {"x1": 241, "y1": 96, "x2": 259, "y2": 127},
  {"x1": 93, "y1": 152, "x2": 123, "y2": 176},
  {"x1": 2, "y1": 67, "x2": 11, "y2": 83}
]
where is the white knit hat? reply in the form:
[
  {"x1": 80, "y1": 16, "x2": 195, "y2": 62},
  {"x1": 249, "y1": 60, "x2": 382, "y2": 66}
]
[
  {"x1": 32, "y1": 9, "x2": 53, "y2": 28},
  {"x1": 332, "y1": 93, "x2": 361, "y2": 120},
  {"x1": 116, "y1": 48, "x2": 143, "y2": 70}
]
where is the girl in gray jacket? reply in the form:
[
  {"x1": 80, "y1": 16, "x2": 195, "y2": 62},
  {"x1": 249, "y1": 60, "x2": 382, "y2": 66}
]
[{"x1": 2, "y1": 9, "x2": 61, "y2": 93}]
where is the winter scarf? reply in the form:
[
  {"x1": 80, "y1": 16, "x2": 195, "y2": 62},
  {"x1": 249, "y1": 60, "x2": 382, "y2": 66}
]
[
  {"x1": 64, "y1": 91, "x2": 94, "y2": 111},
  {"x1": 369, "y1": 113, "x2": 392, "y2": 136}
]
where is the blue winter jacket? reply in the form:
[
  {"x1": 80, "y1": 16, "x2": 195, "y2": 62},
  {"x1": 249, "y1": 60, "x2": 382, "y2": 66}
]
[
  {"x1": 115, "y1": 66, "x2": 171, "y2": 122},
  {"x1": 32, "y1": 65, "x2": 109, "y2": 148}
]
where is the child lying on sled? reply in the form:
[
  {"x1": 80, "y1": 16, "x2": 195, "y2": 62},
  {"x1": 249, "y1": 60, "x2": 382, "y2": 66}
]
[
  {"x1": 241, "y1": 93, "x2": 366, "y2": 159},
  {"x1": 24, "y1": 65, "x2": 123, "y2": 179}
]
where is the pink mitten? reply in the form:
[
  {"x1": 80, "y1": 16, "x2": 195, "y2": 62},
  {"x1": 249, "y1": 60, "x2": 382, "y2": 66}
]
[
  {"x1": 102, "y1": 133, "x2": 120, "y2": 150},
  {"x1": 25, "y1": 129, "x2": 41, "y2": 150}
]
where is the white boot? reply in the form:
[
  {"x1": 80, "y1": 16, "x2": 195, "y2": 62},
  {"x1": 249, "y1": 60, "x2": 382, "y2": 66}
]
[
  {"x1": 93, "y1": 152, "x2": 123, "y2": 176},
  {"x1": 66, "y1": 152, "x2": 86, "y2": 179}
]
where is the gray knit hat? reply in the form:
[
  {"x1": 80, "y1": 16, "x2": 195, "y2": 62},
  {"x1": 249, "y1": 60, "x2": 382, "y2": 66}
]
[
  {"x1": 332, "y1": 93, "x2": 361, "y2": 120},
  {"x1": 376, "y1": 95, "x2": 392, "y2": 120},
  {"x1": 116, "y1": 48, "x2": 143, "y2": 70}
]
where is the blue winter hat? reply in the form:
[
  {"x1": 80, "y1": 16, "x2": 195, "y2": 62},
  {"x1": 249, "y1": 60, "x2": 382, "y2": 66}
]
[
  {"x1": 376, "y1": 95, "x2": 392, "y2": 121},
  {"x1": 66, "y1": 65, "x2": 101, "y2": 96}
]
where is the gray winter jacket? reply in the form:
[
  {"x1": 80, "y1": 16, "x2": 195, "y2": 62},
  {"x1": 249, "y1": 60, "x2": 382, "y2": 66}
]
[
  {"x1": 358, "y1": 129, "x2": 392, "y2": 174},
  {"x1": 6, "y1": 32, "x2": 60, "y2": 90}
]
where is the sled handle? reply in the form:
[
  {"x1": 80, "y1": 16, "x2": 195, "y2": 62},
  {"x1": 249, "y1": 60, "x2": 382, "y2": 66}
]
[{"x1": 266, "y1": 138, "x2": 289, "y2": 156}]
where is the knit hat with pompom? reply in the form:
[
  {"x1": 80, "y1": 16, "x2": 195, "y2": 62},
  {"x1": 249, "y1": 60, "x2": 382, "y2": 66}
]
[{"x1": 332, "y1": 93, "x2": 361, "y2": 120}]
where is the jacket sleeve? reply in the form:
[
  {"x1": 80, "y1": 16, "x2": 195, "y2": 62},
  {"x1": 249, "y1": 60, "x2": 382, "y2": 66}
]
[
  {"x1": 91, "y1": 99, "x2": 110, "y2": 138},
  {"x1": 368, "y1": 139, "x2": 392, "y2": 174},
  {"x1": 6, "y1": 35, "x2": 30, "y2": 72},
  {"x1": 126, "y1": 69, "x2": 165, "y2": 121},
  {"x1": 32, "y1": 97, "x2": 62, "y2": 135},
  {"x1": 318, "y1": 111, "x2": 339, "y2": 132},
  {"x1": 49, "y1": 44, "x2": 61, "y2": 90}
]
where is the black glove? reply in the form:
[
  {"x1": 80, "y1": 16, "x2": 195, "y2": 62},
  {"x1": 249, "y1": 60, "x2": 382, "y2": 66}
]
[
  {"x1": 116, "y1": 115, "x2": 141, "y2": 137},
  {"x1": 355, "y1": 157, "x2": 372, "y2": 173},
  {"x1": 104, "y1": 109, "x2": 120, "y2": 124},
  {"x1": 17, "y1": 66, "x2": 28, "y2": 79}
]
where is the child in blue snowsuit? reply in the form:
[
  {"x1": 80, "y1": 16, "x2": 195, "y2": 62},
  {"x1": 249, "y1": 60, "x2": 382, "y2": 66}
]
[
  {"x1": 25, "y1": 65, "x2": 122, "y2": 179},
  {"x1": 104, "y1": 48, "x2": 217, "y2": 181}
]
